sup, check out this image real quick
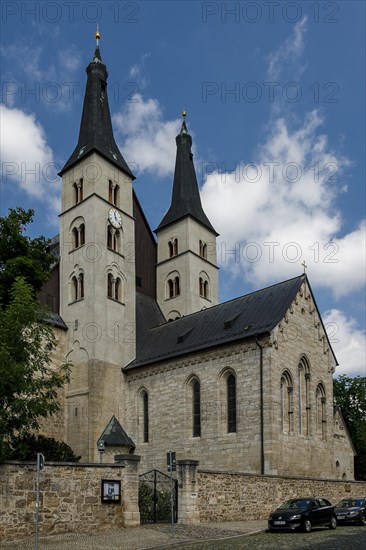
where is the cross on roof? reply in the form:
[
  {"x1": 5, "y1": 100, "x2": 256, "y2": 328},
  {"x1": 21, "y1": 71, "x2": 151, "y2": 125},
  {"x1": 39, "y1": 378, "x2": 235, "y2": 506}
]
[{"x1": 302, "y1": 261, "x2": 308, "y2": 274}]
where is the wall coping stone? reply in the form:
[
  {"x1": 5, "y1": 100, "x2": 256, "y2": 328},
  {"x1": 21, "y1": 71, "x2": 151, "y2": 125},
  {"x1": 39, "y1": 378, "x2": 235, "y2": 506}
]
[
  {"x1": 198, "y1": 469, "x2": 366, "y2": 485},
  {"x1": 1, "y1": 460, "x2": 125, "y2": 468},
  {"x1": 114, "y1": 454, "x2": 141, "y2": 463}
]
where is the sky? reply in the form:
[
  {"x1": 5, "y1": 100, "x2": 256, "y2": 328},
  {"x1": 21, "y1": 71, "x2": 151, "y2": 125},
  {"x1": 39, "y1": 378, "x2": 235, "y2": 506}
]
[{"x1": 0, "y1": 0, "x2": 365, "y2": 378}]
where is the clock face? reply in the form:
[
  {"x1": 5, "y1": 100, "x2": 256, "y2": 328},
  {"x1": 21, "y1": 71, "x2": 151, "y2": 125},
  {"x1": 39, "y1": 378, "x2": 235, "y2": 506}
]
[{"x1": 108, "y1": 208, "x2": 122, "y2": 228}]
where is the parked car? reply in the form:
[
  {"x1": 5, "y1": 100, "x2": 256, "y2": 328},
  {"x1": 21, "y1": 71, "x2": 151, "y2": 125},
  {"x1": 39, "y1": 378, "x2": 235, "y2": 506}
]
[
  {"x1": 334, "y1": 497, "x2": 366, "y2": 525},
  {"x1": 268, "y1": 497, "x2": 337, "y2": 532}
]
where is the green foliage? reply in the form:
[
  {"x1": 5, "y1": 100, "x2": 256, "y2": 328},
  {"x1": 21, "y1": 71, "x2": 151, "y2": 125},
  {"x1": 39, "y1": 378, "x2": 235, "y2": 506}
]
[
  {"x1": 7, "y1": 434, "x2": 80, "y2": 462},
  {"x1": 334, "y1": 375, "x2": 366, "y2": 480},
  {"x1": 0, "y1": 208, "x2": 53, "y2": 306},
  {"x1": 0, "y1": 277, "x2": 71, "y2": 461}
]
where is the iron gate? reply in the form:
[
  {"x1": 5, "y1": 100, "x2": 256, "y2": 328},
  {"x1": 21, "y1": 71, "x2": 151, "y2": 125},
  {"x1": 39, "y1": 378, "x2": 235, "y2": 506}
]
[{"x1": 139, "y1": 469, "x2": 178, "y2": 524}]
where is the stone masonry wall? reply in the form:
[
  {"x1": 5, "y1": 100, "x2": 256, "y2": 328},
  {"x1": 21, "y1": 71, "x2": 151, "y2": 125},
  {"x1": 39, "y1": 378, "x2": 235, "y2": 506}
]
[
  {"x1": 198, "y1": 470, "x2": 366, "y2": 522},
  {"x1": 0, "y1": 460, "x2": 140, "y2": 542}
]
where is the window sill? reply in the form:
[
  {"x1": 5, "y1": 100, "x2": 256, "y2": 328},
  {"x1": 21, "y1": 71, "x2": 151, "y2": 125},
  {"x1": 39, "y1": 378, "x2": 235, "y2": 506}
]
[
  {"x1": 69, "y1": 244, "x2": 85, "y2": 253},
  {"x1": 107, "y1": 296, "x2": 125, "y2": 305},
  {"x1": 69, "y1": 297, "x2": 85, "y2": 304}
]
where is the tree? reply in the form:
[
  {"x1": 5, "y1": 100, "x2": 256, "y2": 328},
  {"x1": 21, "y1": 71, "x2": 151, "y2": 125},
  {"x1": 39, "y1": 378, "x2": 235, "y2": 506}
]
[
  {"x1": 333, "y1": 375, "x2": 366, "y2": 480},
  {"x1": 0, "y1": 277, "x2": 71, "y2": 461},
  {"x1": 0, "y1": 208, "x2": 53, "y2": 307},
  {"x1": 8, "y1": 434, "x2": 80, "y2": 462}
]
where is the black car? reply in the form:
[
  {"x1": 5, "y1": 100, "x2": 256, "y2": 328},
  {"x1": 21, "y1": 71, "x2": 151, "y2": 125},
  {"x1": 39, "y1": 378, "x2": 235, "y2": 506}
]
[
  {"x1": 334, "y1": 497, "x2": 366, "y2": 525},
  {"x1": 268, "y1": 497, "x2": 337, "y2": 532}
]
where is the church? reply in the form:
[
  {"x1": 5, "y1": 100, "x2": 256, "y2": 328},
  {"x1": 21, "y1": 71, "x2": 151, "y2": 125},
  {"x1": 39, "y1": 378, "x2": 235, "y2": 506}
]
[{"x1": 39, "y1": 33, "x2": 355, "y2": 480}]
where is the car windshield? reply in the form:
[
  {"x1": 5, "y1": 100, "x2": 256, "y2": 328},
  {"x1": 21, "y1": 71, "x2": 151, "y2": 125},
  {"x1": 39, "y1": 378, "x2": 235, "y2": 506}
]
[
  {"x1": 337, "y1": 498, "x2": 364, "y2": 508},
  {"x1": 278, "y1": 499, "x2": 311, "y2": 510}
]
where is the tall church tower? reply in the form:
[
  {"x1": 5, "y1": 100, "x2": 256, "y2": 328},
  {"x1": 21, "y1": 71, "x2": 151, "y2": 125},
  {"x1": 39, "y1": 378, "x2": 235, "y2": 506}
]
[
  {"x1": 58, "y1": 32, "x2": 135, "y2": 460},
  {"x1": 156, "y1": 113, "x2": 219, "y2": 320}
]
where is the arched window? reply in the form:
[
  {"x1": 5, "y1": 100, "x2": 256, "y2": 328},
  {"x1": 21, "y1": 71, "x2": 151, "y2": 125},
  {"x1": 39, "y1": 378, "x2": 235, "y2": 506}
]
[
  {"x1": 71, "y1": 276, "x2": 78, "y2": 301},
  {"x1": 143, "y1": 391, "x2": 149, "y2": 443},
  {"x1": 316, "y1": 383, "x2": 326, "y2": 440},
  {"x1": 167, "y1": 275, "x2": 180, "y2": 298},
  {"x1": 115, "y1": 277, "x2": 121, "y2": 301},
  {"x1": 73, "y1": 178, "x2": 83, "y2": 204},
  {"x1": 72, "y1": 227, "x2": 79, "y2": 249},
  {"x1": 79, "y1": 273, "x2": 84, "y2": 299},
  {"x1": 280, "y1": 370, "x2": 293, "y2": 433},
  {"x1": 298, "y1": 357, "x2": 310, "y2": 435},
  {"x1": 199, "y1": 273, "x2": 209, "y2": 299},
  {"x1": 109, "y1": 181, "x2": 119, "y2": 206},
  {"x1": 107, "y1": 226, "x2": 113, "y2": 249},
  {"x1": 227, "y1": 374, "x2": 236, "y2": 433},
  {"x1": 107, "y1": 273, "x2": 113, "y2": 298},
  {"x1": 107, "y1": 226, "x2": 120, "y2": 252},
  {"x1": 70, "y1": 272, "x2": 84, "y2": 302},
  {"x1": 79, "y1": 224, "x2": 85, "y2": 246},
  {"x1": 168, "y1": 238, "x2": 178, "y2": 258},
  {"x1": 192, "y1": 379, "x2": 201, "y2": 437},
  {"x1": 199, "y1": 240, "x2": 207, "y2": 259}
]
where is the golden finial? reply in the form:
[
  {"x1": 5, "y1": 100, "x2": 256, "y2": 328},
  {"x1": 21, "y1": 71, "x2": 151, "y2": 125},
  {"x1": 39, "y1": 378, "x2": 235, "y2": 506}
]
[
  {"x1": 95, "y1": 24, "x2": 101, "y2": 45},
  {"x1": 182, "y1": 110, "x2": 187, "y2": 119}
]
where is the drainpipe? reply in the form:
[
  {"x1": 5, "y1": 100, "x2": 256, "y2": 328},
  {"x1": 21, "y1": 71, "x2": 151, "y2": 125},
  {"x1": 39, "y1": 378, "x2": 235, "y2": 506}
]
[{"x1": 256, "y1": 338, "x2": 265, "y2": 475}]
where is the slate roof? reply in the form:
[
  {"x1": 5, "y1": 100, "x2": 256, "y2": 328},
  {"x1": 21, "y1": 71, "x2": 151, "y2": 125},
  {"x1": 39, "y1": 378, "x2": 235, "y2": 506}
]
[
  {"x1": 97, "y1": 415, "x2": 135, "y2": 449},
  {"x1": 124, "y1": 275, "x2": 307, "y2": 371},
  {"x1": 156, "y1": 119, "x2": 217, "y2": 234},
  {"x1": 59, "y1": 45, "x2": 134, "y2": 178}
]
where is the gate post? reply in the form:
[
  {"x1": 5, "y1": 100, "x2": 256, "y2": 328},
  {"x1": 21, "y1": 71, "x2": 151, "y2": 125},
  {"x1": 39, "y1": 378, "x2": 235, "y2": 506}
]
[
  {"x1": 114, "y1": 454, "x2": 141, "y2": 527},
  {"x1": 176, "y1": 460, "x2": 200, "y2": 525}
]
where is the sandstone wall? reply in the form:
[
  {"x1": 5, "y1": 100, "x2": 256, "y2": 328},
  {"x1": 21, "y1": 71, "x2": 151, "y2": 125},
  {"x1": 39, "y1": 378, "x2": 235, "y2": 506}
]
[
  {"x1": 0, "y1": 460, "x2": 139, "y2": 541},
  {"x1": 198, "y1": 470, "x2": 366, "y2": 522}
]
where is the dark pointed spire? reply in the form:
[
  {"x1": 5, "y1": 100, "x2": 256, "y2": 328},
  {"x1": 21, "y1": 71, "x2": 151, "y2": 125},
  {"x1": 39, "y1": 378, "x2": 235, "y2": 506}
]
[
  {"x1": 59, "y1": 30, "x2": 134, "y2": 178},
  {"x1": 156, "y1": 112, "x2": 217, "y2": 234}
]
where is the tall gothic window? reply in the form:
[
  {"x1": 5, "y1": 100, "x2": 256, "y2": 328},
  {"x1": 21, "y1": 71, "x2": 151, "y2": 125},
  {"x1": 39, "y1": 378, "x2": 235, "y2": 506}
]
[
  {"x1": 115, "y1": 277, "x2": 121, "y2": 301},
  {"x1": 107, "y1": 226, "x2": 120, "y2": 252},
  {"x1": 199, "y1": 277, "x2": 209, "y2": 299},
  {"x1": 72, "y1": 223, "x2": 85, "y2": 249},
  {"x1": 109, "y1": 180, "x2": 119, "y2": 206},
  {"x1": 280, "y1": 370, "x2": 293, "y2": 433},
  {"x1": 143, "y1": 391, "x2": 149, "y2": 443},
  {"x1": 316, "y1": 383, "x2": 326, "y2": 440},
  {"x1": 192, "y1": 379, "x2": 201, "y2": 437},
  {"x1": 298, "y1": 357, "x2": 310, "y2": 435},
  {"x1": 107, "y1": 273, "x2": 113, "y2": 298},
  {"x1": 227, "y1": 374, "x2": 237, "y2": 433}
]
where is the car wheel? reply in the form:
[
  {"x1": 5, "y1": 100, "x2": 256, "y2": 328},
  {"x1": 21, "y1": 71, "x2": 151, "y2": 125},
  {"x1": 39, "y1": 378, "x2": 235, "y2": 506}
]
[
  {"x1": 359, "y1": 514, "x2": 366, "y2": 526},
  {"x1": 303, "y1": 519, "x2": 312, "y2": 533},
  {"x1": 329, "y1": 516, "x2": 337, "y2": 529}
]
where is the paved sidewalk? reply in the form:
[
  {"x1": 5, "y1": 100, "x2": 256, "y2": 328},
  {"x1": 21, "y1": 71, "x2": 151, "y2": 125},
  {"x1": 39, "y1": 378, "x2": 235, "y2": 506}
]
[{"x1": 2, "y1": 520, "x2": 267, "y2": 550}]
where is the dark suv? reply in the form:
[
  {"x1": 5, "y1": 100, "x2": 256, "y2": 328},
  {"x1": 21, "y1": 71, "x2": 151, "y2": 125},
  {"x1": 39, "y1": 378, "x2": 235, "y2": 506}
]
[{"x1": 268, "y1": 497, "x2": 337, "y2": 532}]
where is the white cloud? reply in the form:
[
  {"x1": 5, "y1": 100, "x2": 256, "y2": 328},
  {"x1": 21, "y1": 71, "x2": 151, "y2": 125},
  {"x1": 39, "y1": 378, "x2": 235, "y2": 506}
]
[
  {"x1": 323, "y1": 309, "x2": 366, "y2": 378},
  {"x1": 200, "y1": 109, "x2": 364, "y2": 298},
  {"x1": 267, "y1": 16, "x2": 307, "y2": 81},
  {"x1": 113, "y1": 94, "x2": 181, "y2": 177},
  {"x1": 1, "y1": 104, "x2": 59, "y2": 215}
]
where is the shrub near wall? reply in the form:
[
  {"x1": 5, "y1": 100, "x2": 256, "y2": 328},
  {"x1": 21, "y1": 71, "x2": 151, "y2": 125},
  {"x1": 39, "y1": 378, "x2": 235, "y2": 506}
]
[
  {"x1": 198, "y1": 471, "x2": 366, "y2": 522},
  {"x1": 0, "y1": 460, "x2": 140, "y2": 541}
]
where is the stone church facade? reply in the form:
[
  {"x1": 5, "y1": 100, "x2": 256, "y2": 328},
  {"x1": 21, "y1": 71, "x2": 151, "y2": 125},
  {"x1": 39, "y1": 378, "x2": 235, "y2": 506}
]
[{"x1": 39, "y1": 34, "x2": 355, "y2": 480}]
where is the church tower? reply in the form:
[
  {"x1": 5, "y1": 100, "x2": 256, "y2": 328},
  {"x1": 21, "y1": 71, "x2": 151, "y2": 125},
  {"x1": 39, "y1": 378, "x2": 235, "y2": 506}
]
[
  {"x1": 58, "y1": 31, "x2": 135, "y2": 461},
  {"x1": 155, "y1": 113, "x2": 219, "y2": 320}
]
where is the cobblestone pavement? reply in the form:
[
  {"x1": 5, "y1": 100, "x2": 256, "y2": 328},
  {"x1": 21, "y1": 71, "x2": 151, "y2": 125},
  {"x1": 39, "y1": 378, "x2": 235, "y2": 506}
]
[{"x1": 2, "y1": 523, "x2": 365, "y2": 550}]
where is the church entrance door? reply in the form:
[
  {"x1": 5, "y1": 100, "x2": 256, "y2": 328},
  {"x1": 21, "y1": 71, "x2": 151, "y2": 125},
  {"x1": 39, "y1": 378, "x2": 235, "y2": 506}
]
[{"x1": 139, "y1": 469, "x2": 178, "y2": 524}]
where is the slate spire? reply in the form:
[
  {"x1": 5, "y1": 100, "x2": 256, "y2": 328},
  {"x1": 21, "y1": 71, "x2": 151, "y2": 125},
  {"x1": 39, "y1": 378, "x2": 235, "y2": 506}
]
[
  {"x1": 156, "y1": 112, "x2": 217, "y2": 234},
  {"x1": 59, "y1": 30, "x2": 134, "y2": 178}
]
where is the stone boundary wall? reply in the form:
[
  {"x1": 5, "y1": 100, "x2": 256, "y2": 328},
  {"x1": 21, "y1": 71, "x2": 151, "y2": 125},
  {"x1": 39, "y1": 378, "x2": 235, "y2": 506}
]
[
  {"x1": 198, "y1": 470, "x2": 366, "y2": 522},
  {"x1": 0, "y1": 458, "x2": 140, "y2": 541}
]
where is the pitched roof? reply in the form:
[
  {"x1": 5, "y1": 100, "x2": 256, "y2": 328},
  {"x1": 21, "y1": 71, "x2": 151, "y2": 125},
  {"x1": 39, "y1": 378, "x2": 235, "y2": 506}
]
[
  {"x1": 155, "y1": 118, "x2": 217, "y2": 234},
  {"x1": 59, "y1": 45, "x2": 134, "y2": 178},
  {"x1": 124, "y1": 275, "x2": 307, "y2": 371},
  {"x1": 97, "y1": 415, "x2": 135, "y2": 449}
]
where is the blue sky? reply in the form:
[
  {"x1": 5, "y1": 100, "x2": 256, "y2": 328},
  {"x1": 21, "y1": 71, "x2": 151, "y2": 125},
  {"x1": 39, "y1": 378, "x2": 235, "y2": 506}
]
[{"x1": 1, "y1": 1, "x2": 365, "y2": 377}]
